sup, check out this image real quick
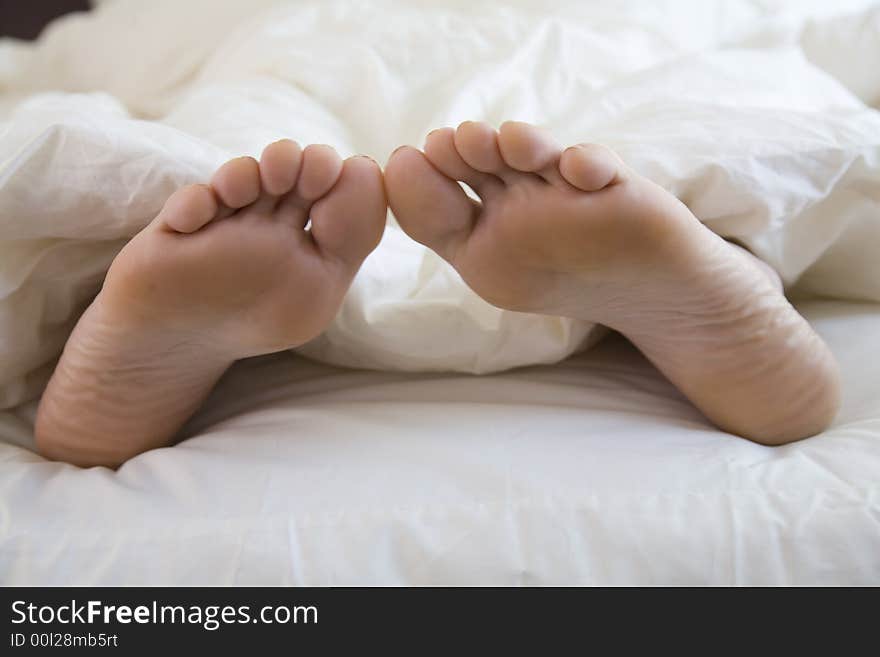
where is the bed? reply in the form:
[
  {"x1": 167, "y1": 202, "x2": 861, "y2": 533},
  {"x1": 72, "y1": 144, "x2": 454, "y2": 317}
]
[{"x1": 1, "y1": 0, "x2": 879, "y2": 585}]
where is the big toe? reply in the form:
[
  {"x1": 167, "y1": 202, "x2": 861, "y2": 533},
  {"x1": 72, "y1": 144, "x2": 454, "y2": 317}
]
[
  {"x1": 309, "y1": 155, "x2": 387, "y2": 268},
  {"x1": 385, "y1": 145, "x2": 477, "y2": 263}
]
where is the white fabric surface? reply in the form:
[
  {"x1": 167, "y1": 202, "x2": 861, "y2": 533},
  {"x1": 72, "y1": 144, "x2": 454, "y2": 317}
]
[
  {"x1": 1, "y1": 300, "x2": 878, "y2": 585},
  {"x1": 2, "y1": 0, "x2": 880, "y2": 408},
  {"x1": 1, "y1": 1, "x2": 879, "y2": 584}
]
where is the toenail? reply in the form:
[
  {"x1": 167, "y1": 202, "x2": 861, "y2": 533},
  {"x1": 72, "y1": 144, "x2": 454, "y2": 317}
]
[{"x1": 390, "y1": 145, "x2": 411, "y2": 155}]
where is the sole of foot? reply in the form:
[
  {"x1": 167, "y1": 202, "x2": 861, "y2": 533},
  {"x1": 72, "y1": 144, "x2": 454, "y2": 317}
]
[
  {"x1": 36, "y1": 140, "x2": 387, "y2": 466},
  {"x1": 385, "y1": 121, "x2": 840, "y2": 444}
]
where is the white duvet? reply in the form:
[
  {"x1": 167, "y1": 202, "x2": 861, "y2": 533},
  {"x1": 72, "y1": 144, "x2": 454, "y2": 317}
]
[{"x1": 1, "y1": 0, "x2": 879, "y2": 585}]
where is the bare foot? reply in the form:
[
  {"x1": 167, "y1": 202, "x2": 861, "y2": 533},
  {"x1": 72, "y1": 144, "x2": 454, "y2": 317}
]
[
  {"x1": 35, "y1": 141, "x2": 386, "y2": 467},
  {"x1": 385, "y1": 121, "x2": 840, "y2": 444}
]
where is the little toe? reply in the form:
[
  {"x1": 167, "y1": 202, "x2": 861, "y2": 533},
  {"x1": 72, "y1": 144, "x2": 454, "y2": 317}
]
[
  {"x1": 210, "y1": 156, "x2": 261, "y2": 212},
  {"x1": 498, "y1": 121, "x2": 565, "y2": 185},
  {"x1": 559, "y1": 143, "x2": 627, "y2": 192},
  {"x1": 385, "y1": 145, "x2": 477, "y2": 263},
  {"x1": 156, "y1": 184, "x2": 218, "y2": 234},
  {"x1": 309, "y1": 155, "x2": 386, "y2": 268},
  {"x1": 423, "y1": 127, "x2": 503, "y2": 198}
]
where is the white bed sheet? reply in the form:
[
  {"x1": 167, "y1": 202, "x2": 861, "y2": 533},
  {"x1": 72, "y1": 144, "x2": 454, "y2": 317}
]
[
  {"x1": 3, "y1": 0, "x2": 880, "y2": 410},
  {"x1": 1, "y1": 299, "x2": 878, "y2": 585}
]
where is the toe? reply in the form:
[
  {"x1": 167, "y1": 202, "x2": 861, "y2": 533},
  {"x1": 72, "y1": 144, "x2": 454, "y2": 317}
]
[
  {"x1": 423, "y1": 127, "x2": 503, "y2": 198},
  {"x1": 277, "y1": 144, "x2": 344, "y2": 226},
  {"x1": 156, "y1": 184, "x2": 218, "y2": 233},
  {"x1": 453, "y1": 121, "x2": 510, "y2": 176},
  {"x1": 498, "y1": 121, "x2": 565, "y2": 185},
  {"x1": 259, "y1": 139, "x2": 302, "y2": 196},
  {"x1": 385, "y1": 145, "x2": 477, "y2": 263},
  {"x1": 310, "y1": 155, "x2": 386, "y2": 268},
  {"x1": 294, "y1": 144, "x2": 343, "y2": 202},
  {"x1": 210, "y1": 156, "x2": 261, "y2": 210},
  {"x1": 559, "y1": 143, "x2": 627, "y2": 192}
]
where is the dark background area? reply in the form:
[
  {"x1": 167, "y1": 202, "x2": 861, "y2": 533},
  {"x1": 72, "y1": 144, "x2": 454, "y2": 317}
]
[{"x1": 0, "y1": 0, "x2": 90, "y2": 40}]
